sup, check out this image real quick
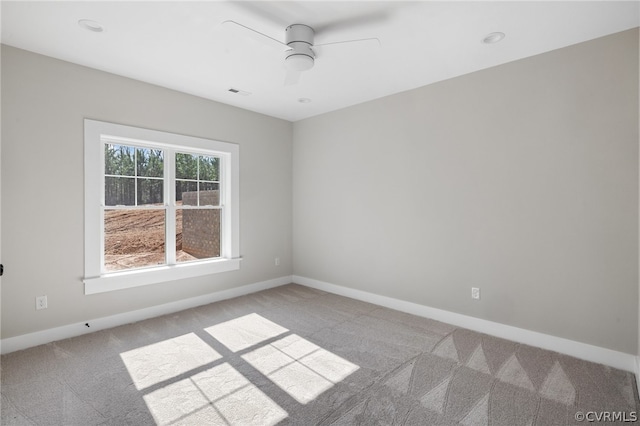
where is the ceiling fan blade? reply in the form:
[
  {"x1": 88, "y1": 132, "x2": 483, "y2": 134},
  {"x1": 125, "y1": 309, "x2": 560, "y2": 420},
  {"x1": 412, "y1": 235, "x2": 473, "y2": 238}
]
[
  {"x1": 314, "y1": 10, "x2": 390, "y2": 35},
  {"x1": 284, "y1": 69, "x2": 301, "y2": 86},
  {"x1": 313, "y1": 37, "x2": 381, "y2": 58},
  {"x1": 314, "y1": 37, "x2": 381, "y2": 49},
  {"x1": 221, "y1": 20, "x2": 288, "y2": 50}
]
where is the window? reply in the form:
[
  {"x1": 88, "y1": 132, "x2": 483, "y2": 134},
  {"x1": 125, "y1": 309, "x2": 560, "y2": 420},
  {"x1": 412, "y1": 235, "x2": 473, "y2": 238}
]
[{"x1": 84, "y1": 120, "x2": 240, "y2": 295}]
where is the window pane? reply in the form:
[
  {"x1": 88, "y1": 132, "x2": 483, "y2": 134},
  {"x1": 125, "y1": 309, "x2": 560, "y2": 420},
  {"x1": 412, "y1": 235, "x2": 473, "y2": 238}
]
[
  {"x1": 105, "y1": 144, "x2": 135, "y2": 176},
  {"x1": 176, "y1": 209, "x2": 220, "y2": 262},
  {"x1": 199, "y1": 184, "x2": 220, "y2": 206},
  {"x1": 176, "y1": 153, "x2": 198, "y2": 179},
  {"x1": 176, "y1": 180, "x2": 197, "y2": 204},
  {"x1": 104, "y1": 209, "x2": 166, "y2": 272},
  {"x1": 137, "y1": 179, "x2": 164, "y2": 205},
  {"x1": 105, "y1": 177, "x2": 135, "y2": 206},
  {"x1": 199, "y1": 156, "x2": 219, "y2": 181},
  {"x1": 137, "y1": 148, "x2": 164, "y2": 178}
]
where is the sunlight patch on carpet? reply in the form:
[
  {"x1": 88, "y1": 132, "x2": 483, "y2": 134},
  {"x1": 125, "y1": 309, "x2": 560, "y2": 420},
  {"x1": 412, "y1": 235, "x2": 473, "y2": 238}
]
[
  {"x1": 205, "y1": 313, "x2": 289, "y2": 352},
  {"x1": 143, "y1": 362, "x2": 287, "y2": 425},
  {"x1": 120, "y1": 333, "x2": 222, "y2": 390},
  {"x1": 119, "y1": 313, "x2": 359, "y2": 421},
  {"x1": 242, "y1": 334, "x2": 359, "y2": 404}
]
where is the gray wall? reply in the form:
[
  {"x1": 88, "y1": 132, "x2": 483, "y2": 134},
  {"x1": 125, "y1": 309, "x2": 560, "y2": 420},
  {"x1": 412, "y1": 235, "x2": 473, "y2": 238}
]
[
  {"x1": 1, "y1": 45, "x2": 293, "y2": 339},
  {"x1": 293, "y1": 29, "x2": 639, "y2": 354},
  {"x1": 3, "y1": 29, "x2": 639, "y2": 356}
]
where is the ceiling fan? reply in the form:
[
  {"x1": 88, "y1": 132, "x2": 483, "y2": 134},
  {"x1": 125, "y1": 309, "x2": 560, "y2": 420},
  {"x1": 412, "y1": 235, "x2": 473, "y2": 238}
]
[{"x1": 222, "y1": 20, "x2": 381, "y2": 85}]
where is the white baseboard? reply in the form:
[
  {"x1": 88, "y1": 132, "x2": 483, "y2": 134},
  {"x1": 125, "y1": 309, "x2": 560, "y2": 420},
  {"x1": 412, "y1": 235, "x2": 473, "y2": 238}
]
[
  {"x1": 0, "y1": 275, "x2": 293, "y2": 355},
  {"x1": 4, "y1": 273, "x2": 636, "y2": 375},
  {"x1": 293, "y1": 275, "x2": 637, "y2": 373}
]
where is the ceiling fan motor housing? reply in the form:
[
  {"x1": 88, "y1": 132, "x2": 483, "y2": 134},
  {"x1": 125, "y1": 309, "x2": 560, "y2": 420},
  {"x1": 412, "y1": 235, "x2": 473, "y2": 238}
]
[{"x1": 285, "y1": 24, "x2": 315, "y2": 71}]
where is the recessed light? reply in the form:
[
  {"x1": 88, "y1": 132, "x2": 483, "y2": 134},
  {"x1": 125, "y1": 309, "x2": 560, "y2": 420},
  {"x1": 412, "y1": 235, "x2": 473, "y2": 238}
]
[
  {"x1": 78, "y1": 19, "x2": 104, "y2": 33},
  {"x1": 298, "y1": 98, "x2": 311, "y2": 104},
  {"x1": 482, "y1": 32, "x2": 505, "y2": 44}
]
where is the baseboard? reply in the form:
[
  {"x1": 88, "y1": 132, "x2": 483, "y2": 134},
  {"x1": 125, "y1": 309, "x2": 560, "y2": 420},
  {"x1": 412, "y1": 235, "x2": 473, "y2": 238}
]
[
  {"x1": 293, "y1": 275, "x2": 637, "y2": 373},
  {"x1": 5, "y1": 273, "x2": 636, "y2": 374},
  {"x1": 0, "y1": 275, "x2": 293, "y2": 354}
]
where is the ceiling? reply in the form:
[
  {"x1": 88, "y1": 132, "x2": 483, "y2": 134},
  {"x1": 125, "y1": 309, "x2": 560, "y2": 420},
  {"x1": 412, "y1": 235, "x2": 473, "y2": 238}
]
[{"x1": 2, "y1": 1, "x2": 638, "y2": 122}]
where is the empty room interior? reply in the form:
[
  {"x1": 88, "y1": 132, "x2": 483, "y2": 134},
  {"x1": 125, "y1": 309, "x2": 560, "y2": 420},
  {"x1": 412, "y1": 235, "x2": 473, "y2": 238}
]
[{"x1": 1, "y1": 1, "x2": 640, "y2": 425}]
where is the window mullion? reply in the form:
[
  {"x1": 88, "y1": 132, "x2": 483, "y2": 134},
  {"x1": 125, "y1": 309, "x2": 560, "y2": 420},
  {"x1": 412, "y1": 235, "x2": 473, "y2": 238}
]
[
  {"x1": 196, "y1": 155, "x2": 200, "y2": 206},
  {"x1": 166, "y1": 149, "x2": 176, "y2": 265},
  {"x1": 134, "y1": 148, "x2": 138, "y2": 206},
  {"x1": 219, "y1": 154, "x2": 226, "y2": 258}
]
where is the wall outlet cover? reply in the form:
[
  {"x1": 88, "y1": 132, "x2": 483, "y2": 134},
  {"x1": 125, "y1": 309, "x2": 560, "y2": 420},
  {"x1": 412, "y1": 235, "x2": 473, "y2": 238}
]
[
  {"x1": 36, "y1": 295, "x2": 48, "y2": 310},
  {"x1": 471, "y1": 287, "x2": 480, "y2": 300}
]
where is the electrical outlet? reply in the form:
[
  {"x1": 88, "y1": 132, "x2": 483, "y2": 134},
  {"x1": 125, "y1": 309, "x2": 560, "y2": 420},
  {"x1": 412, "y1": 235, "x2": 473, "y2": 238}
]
[
  {"x1": 275, "y1": 257, "x2": 280, "y2": 266},
  {"x1": 36, "y1": 295, "x2": 48, "y2": 310},
  {"x1": 471, "y1": 287, "x2": 480, "y2": 300}
]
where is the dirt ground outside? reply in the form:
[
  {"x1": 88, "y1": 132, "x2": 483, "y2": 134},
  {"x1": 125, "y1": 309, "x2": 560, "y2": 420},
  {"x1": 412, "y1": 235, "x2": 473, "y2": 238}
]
[{"x1": 104, "y1": 208, "x2": 198, "y2": 271}]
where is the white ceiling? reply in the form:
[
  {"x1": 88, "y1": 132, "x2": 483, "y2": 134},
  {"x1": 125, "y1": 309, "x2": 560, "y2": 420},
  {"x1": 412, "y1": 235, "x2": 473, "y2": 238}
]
[{"x1": 2, "y1": 1, "x2": 639, "y2": 122}]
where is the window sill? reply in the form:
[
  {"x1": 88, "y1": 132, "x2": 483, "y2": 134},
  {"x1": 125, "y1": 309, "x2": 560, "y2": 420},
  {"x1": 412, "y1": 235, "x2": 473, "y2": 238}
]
[{"x1": 84, "y1": 258, "x2": 242, "y2": 295}]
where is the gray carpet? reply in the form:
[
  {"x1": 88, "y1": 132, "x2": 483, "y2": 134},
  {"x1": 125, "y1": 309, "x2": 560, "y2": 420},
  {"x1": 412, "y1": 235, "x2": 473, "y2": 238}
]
[{"x1": 1, "y1": 284, "x2": 638, "y2": 425}]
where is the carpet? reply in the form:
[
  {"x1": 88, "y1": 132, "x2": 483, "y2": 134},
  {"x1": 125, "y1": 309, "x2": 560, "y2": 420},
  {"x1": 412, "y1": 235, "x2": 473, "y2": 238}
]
[{"x1": 1, "y1": 284, "x2": 638, "y2": 425}]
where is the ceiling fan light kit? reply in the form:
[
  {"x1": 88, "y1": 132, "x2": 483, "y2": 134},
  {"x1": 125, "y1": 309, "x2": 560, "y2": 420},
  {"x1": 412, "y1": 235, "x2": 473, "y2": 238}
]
[
  {"x1": 285, "y1": 54, "x2": 314, "y2": 72},
  {"x1": 284, "y1": 24, "x2": 316, "y2": 71}
]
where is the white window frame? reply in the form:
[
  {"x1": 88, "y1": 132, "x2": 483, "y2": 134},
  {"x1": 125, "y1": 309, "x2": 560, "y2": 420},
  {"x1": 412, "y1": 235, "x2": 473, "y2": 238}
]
[{"x1": 84, "y1": 119, "x2": 240, "y2": 295}]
